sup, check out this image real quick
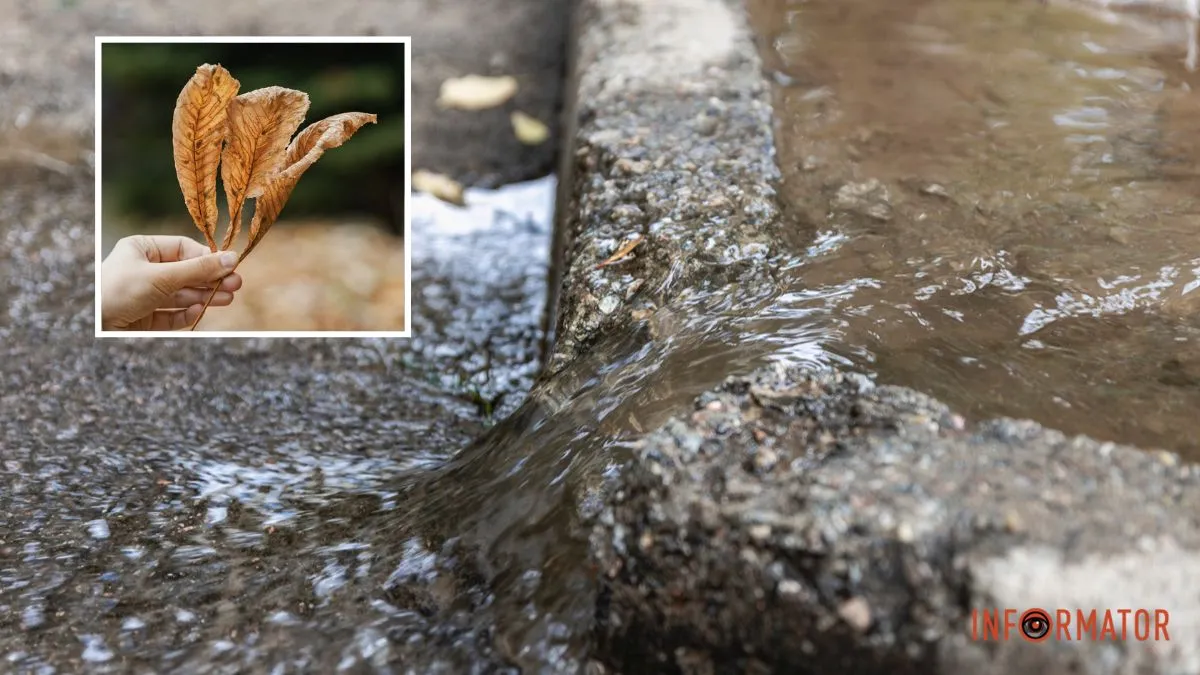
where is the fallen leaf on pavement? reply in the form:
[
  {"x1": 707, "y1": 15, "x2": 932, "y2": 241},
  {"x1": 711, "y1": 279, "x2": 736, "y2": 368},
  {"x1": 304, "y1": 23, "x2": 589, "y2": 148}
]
[
  {"x1": 412, "y1": 169, "x2": 466, "y2": 206},
  {"x1": 511, "y1": 111, "x2": 549, "y2": 145},
  {"x1": 437, "y1": 74, "x2": 518, "y2": 110},
  {"x1": 595, "y1": 234, "x2": 645, "y2": 269}
]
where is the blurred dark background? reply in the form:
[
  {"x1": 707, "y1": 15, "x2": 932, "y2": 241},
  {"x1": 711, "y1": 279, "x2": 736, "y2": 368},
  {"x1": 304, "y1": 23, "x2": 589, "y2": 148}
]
[{"x1": 100, "y1": 41, "x2": 406, "y2": 239}]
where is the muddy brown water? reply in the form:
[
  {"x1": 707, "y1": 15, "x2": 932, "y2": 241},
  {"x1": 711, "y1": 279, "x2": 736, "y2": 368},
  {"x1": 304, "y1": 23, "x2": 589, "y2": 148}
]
[{"x1": 750, "y1": 0, "x2": 1200, "y2": 458}]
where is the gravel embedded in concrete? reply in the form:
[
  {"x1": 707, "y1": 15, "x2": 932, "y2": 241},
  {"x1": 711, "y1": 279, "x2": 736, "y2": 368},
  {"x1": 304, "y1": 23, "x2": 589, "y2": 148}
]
[
  {"x1": 590, "y1": 366, "x2": 1200, "y2": 673},
  {"x1": 546, "y1": 0, "x2": 787, "y2": 376}
]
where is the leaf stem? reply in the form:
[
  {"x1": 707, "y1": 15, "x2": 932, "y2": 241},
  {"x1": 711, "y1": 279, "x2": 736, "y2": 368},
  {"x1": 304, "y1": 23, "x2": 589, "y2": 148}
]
[{"x1": 188, "y1": 258, "x2": 241, "y2": 331}]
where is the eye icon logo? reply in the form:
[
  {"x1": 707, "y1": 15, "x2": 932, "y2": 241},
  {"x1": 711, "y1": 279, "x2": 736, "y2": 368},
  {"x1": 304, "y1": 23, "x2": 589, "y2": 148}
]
[
  {"x1": 972, "y1": 607, "x2": 1171, "y2": 642},
  {"x1": 1020, "y1": 608, "x2": 1051, "y2": 642}
]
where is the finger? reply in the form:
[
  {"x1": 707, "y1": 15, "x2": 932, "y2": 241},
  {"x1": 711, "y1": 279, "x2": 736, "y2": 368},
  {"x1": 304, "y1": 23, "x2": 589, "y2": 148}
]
[
  {"x1": 216, "y1": 272, "x2": 243, "y2": 292},
  {"x1": 156, "y1": 251, "x2": 240, "y2": 290},
  {"x1": 147, "y1": 308, "x2": 197, "y2": 331},
  {"x1": 123, "y1": 234, "x2": 216, "y2": 263},
  {"x1": 175, "y1": 273, "x2": 243, "y2": 297},
  {"x1": 182, "y1": 304, "x2": 205, "y2": 329},
  {"x1": 167, "y1": 288, "x2": 235, "y2": 308}
]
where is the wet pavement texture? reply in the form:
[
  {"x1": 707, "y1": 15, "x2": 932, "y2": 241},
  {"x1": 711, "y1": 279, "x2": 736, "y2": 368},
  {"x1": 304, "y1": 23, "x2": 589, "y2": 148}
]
[
  {"x1": 0, "y1": 163, "x2": 556, "y2": 673},
  {"x1": 0, "y1": 0, "x2": 846, "y2": 668},
  {"x1": 405, "y1": 180, "x2": 556, "y2": 422},
  {"x1": 751, "y1": 0, "x2": 1200, "y2": 457},
  {"x1": 592, "y1": 364, "x2": 1200, "y2": 675}
]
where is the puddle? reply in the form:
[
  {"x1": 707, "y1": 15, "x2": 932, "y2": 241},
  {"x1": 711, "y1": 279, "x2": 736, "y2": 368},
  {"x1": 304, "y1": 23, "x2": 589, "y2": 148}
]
[{"x1": 750, "y1": 0, "x2": 1200, "y2": 457}]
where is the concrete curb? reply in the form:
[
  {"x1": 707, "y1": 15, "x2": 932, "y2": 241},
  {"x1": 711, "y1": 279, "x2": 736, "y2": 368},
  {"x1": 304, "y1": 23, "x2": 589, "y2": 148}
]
[
  {"x1": 554, "y1": 1, "x2": 1200, "y2": 672},
  {"x1": 547, "y1": 0, "x2": 786, "y2": 376}
]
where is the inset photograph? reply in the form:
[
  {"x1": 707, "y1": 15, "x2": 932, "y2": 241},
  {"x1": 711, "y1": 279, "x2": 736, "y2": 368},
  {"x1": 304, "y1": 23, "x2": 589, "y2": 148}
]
[{"x1": 95, "y1": 36, "x2": 410, "y2": 337}]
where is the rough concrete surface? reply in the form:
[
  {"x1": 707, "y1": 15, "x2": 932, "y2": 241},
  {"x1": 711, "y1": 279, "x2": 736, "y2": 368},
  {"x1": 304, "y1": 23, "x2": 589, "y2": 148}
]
[
  {"x1": 546, "y1": 0, "x2": 787, "y2": 375},
  {"x1": 591, "y1": 367, "x2": 1200, "y2": 674},
  {"x1": 560, "y1": 0, "x2": 1200, "y2": 673}
]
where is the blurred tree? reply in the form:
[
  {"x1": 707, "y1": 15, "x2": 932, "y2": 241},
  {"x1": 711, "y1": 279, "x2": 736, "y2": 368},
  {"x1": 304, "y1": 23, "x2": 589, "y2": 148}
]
[{"x1": 100, "y1": 41, "x2": 406, "y2": 234}]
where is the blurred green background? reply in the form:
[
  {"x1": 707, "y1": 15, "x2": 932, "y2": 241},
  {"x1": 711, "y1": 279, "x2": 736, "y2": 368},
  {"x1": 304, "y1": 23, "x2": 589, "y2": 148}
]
[{"x1": 100, "y1": 41, "x2": 406, "y2": 243}]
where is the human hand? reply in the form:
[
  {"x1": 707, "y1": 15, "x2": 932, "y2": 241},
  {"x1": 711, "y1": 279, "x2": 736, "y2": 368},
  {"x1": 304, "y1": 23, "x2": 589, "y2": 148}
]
[{"x1": 100, "y1": 235, "x2": 244, "y2": 331}]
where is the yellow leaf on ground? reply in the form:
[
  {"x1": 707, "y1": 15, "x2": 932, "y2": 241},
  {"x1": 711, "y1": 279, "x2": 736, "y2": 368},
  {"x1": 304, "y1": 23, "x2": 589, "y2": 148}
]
[
  {"x1": 437, "y1": 74, "x2": 518, "y2": 111},
  {"x1": 412, "y1": 169, "x2": 466, "y2": 206},
  {"x1": 171, "y1": 63, "x2": 240, "y2": 251},
  {"x1": 511, "y1": 111, "x2": 549, "y2": 145}
]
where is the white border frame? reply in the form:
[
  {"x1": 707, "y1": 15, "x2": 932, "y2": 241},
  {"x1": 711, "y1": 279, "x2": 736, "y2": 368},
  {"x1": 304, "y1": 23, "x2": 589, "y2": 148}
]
[{"x1": 93, "y1": 35, "x2": 413, "y2": 339}]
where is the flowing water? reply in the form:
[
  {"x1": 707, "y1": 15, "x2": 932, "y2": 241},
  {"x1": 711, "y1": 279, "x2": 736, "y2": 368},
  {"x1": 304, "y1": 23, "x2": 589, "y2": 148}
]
[
  {"x1": 749, "y1": 0, "x2": 1200, "y2": 457},
  {"x1": 2, "y1": 90, "x2": 835, "y2": 674},
  {"x1": 0, "y1": 165, "x2": 831, "y2": 673}
]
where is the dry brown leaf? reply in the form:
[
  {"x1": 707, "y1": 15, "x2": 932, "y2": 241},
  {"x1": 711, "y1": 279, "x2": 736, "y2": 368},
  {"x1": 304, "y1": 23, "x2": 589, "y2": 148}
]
[
  {"x1": 219, "y1": 86, "x2": 310, "y2": 250},
  {"x1": 436, "y1": 74, "x2": 518, "y2": 110},
  {"x1": 282, "y1": 112, "x2": 377, "y2": 172},
  {"x1": 412, "y1": 169, "x2": 466, "y2": 206},
  {"x1": 595, "y1": 234, "x2": 645, "y2": 269},
  {"x1": 511, "y1": 111, "x2": 549, "y2": 145},
  {"x1": 177, "y1": 62, "x2": 379, "y2": 331},
  {"x1": 242, "y1": 112, "x2": 378, "y2": 260},
  {"x1": 172, "y1": 64, "x2": 241, "y2": 251}
]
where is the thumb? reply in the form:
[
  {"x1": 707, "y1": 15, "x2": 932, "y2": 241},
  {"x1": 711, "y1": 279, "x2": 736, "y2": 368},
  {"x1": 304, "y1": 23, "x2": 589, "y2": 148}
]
[{"x1": 156, "y1": 251, "x2": 239, "y2": 290}]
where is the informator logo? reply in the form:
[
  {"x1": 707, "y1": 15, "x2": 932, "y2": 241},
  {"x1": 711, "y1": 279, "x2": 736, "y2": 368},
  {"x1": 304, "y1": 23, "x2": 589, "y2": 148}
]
[{"x1": 970, "y1": 608, "x2": 1172, "y2": 642}]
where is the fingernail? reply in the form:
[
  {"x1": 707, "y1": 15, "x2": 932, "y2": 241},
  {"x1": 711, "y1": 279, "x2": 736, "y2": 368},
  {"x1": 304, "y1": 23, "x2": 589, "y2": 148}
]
[{"x1": 219, "y1": 252, "x2": 238, "y2": 270}]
